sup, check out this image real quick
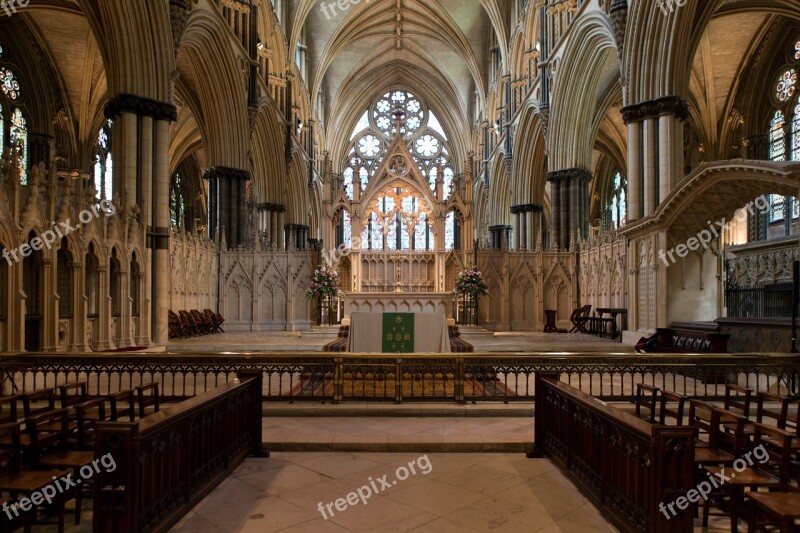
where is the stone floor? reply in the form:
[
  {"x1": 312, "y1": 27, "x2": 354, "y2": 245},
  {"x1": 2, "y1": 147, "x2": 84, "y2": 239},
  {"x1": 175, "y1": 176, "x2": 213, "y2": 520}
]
[
  {"x1": 262, "y1": 416, "x2": 533, "y2": 452},
  {"x1": 172, "y1": 453, "x2": 617, "y2": 533},
  {"x1": 166, "y1": 329, "x2": 634, "y2": 354}
]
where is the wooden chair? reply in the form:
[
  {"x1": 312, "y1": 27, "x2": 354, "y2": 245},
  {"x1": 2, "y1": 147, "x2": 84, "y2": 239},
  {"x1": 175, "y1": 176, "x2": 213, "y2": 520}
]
[
  {"x1": 748, "y1": 491, "x2": 800, "y2": 532},
  {"x1": 168, "y1": 310, "x2": 185, "y2": 339},
  {"x1": 569, "y1": 305, "x2": 592, "y2": 333},
  {"x1": 57, "y1": 383, "x2": 87, "y2": 411},
  {"x1": 723, "y1": 384, "x2": 753, "y2": 418},
  {"x1": 692, "y1": 407, "x2": 738, "y2": 468},
  {"x1": 19, "y1": 389, "x2": 55, "y2": 420},
  {"x1": 204, "y1": 309, "x2": 225, "y2": 333},
  {"x1": 24, "y1": 410, "x2": 95, "y2": 526},
  {"x1": 704, "y1": 423, "x2": 795, "y2": 533},
  {"x1": 107, "y1": 389, "x2": 136, "y2": 422},
  {"x1": 74, "y1": 399, "x2": 108, "y2": 449},
  {"x1": 634, "y1": 383, "x2": 659, "y2": 423},
  {"x1": 657, "y1": 390, "x2": 686, "y2": 425},
  {"x1": 689, "y1": 399, "x2": 717, "y2": 447},
  {"x1": 0, "y1": 422, "x2": 72, "y2": 533},
  {"x1": 136, "y1": 383, "x2": 160, "y2": 418},
  {"x1": 755, "y1": 391, "x2": 792, "y2": 430},
  {"x1": 0, "y1": 397, "x2": 16, "y2": 425}
]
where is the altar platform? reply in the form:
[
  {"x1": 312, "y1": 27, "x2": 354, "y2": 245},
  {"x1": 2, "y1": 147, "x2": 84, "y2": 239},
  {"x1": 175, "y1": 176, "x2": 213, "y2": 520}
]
[{"x1": 343, "y1": 292, "x2": 453, "y2": 317}]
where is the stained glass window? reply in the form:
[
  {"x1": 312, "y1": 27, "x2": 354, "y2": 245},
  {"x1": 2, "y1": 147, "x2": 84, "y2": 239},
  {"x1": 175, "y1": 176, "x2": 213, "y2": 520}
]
[
  {"x1": 93, "y1": 122, "x2": 113, "y2": 201},
  {"x1": 372, "y1": 91, "x2": 425, "y2": 138},
  {"x1": 414, "y1": 215, "x2": 432, "y2": 251},
  {"x1": 770, "y1": 111, "x2": 786, "y2": 162},
  {"x1": 793, "y1": 101, "x2": 800, "y2": 161},
  {"x1": 342, "y1": 210, "x2": 352, "y2": 247},
  {"x1": 607, "y1": 172, "x2": 627, "y2": 230},
  {"x1": 0, "y1": 66, "x2": 20, "y2": 101},
  {"x1": 445, "y1": 211, "x2": 455, "y2": 251},
  {"x1": 170, "y1": 171, "x2": 186, "y2": 229},
  {"x1": 10, "y1": 109, "x2": 27, "y2": 185},
  {"x1": 343, "y1": 167, "x2": 354, "y2": 199},
  {"x1": 770, "y1": 194, "x2": 785, "y2": 223},
  {"x1": 776, "y1": 69, "x2": 797, "y2": 104}
]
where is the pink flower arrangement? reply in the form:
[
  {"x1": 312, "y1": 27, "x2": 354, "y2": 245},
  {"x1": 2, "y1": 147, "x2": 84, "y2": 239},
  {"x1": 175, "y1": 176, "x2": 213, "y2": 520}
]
[
  {"x1": 306, "y1": 264, "x2": 343, "y2": 300},
  {"x1": 454, "y1": 266, "x2": 488, "y2": 297}
]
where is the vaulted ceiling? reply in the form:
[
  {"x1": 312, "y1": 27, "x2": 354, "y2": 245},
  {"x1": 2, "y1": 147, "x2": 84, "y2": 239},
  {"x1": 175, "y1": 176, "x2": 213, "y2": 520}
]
[{"x1": 287, "y1": 0, "x2": 512, "y2": 151}]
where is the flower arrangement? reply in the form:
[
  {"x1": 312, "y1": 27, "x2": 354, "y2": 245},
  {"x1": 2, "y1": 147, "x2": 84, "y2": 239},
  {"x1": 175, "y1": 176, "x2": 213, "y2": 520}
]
[
  {"x1": 306, "y1": 264, "x2": 343, "y2": 300},
  {"x1": 454, "y1": 266, "x2": 488, "y2": 297}
]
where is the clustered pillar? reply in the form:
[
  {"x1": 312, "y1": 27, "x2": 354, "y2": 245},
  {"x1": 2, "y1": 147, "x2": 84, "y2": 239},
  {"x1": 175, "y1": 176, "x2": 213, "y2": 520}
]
[
  {"x1": 203, "y1": 167, "x2": 252, "y2": 248},
  {"x1": 488, "y1": 225, "x2": 512, "y2": 251},
  {"x1": 257, "y1": 203, "x2": 287, "y2": 249},
  {"x1": 621, "y1": 96, "x2": 689, "y2": 222},
  {"x1": 284, "y1": 224, "x2": 310, "y2": 250},
  {"x1": 510, "y1": 204, "x2": 544, "y2": 250},
  {"x1": 104, "y1": 93, "x2": 177, "y2": 346},
  {"x1": 546, "y1": 169, "x2": 591, "y2": 250}
]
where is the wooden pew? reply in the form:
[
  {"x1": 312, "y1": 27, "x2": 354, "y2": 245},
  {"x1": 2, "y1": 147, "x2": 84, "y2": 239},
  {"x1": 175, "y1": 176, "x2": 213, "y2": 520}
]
[
  {"x1": 531, "y1": 373, "x2": 696, "y2": 533},
  {"x1": 92, "y1": 373, "x2": 265, "y2": 533}
]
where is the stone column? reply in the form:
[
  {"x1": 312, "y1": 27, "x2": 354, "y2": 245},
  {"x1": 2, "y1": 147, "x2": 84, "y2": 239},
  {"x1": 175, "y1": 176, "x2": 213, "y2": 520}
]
[
  {"x1": 512, "y1": 209, "x2": 520, "y2": 250},
  {"x1": 278, "y1": 209, "x2": 286, "y2": 250},
  {"x1": 203, "y1": 167, "x2": 251, "y2": 247},
  {"x1": 151, "y1": 118, "x2": 171, "y2": 345},
  {"x1": 526, "y1": 207, "x2": 535, "y2": 250},
  {"x1": 94, "y1": 266, "x2": 113, "y2": 350},
  {"x1": 40, "y1": 258, "x2": 57, "y2": 351},
  {"x1": 104, "y1": 94, "x2": 178, "y2": 348},
  {"x1": 549, "y1": 179, "x2": 560, "y2": 248},
  {"x1": 642, "y1": 117, "x2": 657, "y2": 216},
  {"x1": 69, "y1": 263, "x2": 90, "y2": 351},
  {"x1": 520, "y1": 211, "x2": 527, "y2": 250},
  {"x1": 626, "y1": 119, "x2": 642, "y2": 221},
  {"x1": 117, "y1": 268, "x2": 132, "y2": 349},
  {"x1": 270, "y1": 209, "x2": 278, "y2": 246}
]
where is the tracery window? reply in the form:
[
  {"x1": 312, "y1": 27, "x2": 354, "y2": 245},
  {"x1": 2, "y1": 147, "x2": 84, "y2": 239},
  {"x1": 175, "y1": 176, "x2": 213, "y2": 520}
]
[
  {"x1": 94, "y1": 121, "x2": 113, "y2": 201},
  {"x1": 765, "y1": 41, "x2": 800, "y2": 226},
  {"x1": 170, "y1": 170, "x2": 186, "y2": 229},
  {"x1": 605, "y1": 172, "x2": 627, "y2": 230},
  {"x1": 362, "y1": 183, "x2": 432, "y2": 251},
  {"x1": 10, "y1": 108, "x2": 27, "y2": 185},
  {"x1": 1, "y1": 43, "x2": 27, "y2": 185},
  {"x1": 344, "y1": 90, "x2": 455, "y2": 202}
]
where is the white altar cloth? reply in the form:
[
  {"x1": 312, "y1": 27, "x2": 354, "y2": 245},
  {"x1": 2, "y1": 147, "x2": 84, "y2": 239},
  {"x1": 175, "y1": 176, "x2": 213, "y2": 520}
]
[{"x1": 348, "y1": 312, "x2": 450, "y2": 353}]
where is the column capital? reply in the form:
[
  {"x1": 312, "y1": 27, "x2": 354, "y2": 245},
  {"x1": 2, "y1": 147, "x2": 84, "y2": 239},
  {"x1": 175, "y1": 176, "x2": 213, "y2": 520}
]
[
  {"x1": 511, "y1": 204, "x2": 545, "y2": 214},
  {"x1": 545, "y1": 168, "x2": 592, "y2": 183},
  {"x1": 104, "y1": 94, "x2": 178, "y2": 122},
  {"x1": 621, "y1": 96, "x2": 689, "y2": 123},
  {"x1": 202, "y1": 166, "x2": 252, "y2": 182}
]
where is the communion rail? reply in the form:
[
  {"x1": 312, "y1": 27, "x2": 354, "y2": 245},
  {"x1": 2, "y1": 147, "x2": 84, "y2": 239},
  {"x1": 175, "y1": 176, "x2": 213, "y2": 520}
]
[{"x1": 1, "y1": 353, "x2": 799, "y2": 404}]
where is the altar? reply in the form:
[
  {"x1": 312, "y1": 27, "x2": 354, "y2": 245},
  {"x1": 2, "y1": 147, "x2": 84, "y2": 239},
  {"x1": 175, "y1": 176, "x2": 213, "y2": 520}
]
[
  {"x1": 343, "y1": 292, "x2": 453, "y2": 317},
  {"x1": 348, "y1": 312, "x2": 450, "y2": 353}
]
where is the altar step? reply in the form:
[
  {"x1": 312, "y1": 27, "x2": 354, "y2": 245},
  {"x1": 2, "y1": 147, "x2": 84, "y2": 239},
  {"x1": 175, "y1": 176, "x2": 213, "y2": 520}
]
[
  {"x1": 300, "y1": 326, "x2": 342, "y2": 338},
  {"x1": 261, "y1": 414, "x2": 533, "y2": 453}
]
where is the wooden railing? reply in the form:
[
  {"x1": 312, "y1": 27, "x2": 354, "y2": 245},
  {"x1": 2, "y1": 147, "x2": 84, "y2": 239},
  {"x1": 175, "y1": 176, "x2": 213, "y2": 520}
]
[
  {"x1": 92, "y1": 372, "x2": 264, "y2": 533},
  {"x1": 1, "y1": 353, "x2": 799, "y2": 404},
  {"x1": 533, "y1": 373, "x2": 695, "y2": 533}
]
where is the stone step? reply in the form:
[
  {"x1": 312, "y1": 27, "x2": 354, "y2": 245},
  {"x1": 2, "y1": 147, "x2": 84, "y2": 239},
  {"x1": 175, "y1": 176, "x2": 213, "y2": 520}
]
[
  {"x1": 264, "y1": 402, "x2": 534, "y2": 418},
  {"x1": 262, "y1": 416, "x2": 532, "y2": 453}
]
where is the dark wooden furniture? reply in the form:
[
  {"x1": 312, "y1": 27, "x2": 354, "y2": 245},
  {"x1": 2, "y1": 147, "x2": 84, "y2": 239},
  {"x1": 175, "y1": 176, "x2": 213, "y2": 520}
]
[
  {"x1": 0, "y1": 422, "x2": 73, "y2": 533},
  {"x1": 704, "y1": 423, "x2": 795, "y2": 533},
  {"x1": 594, "y1": 308, "x2": 628, "y2": 340},
  {"x1": 93, "y1": 373, "x2": 265, "y2": 533},
  {"x1": 569, "y1": 305, "x2": 592, "y2": 333},
  {"x1": 321, "y1": 325, "x2": 474, "y2": 353},
  {"x1": 107, "y1": 390, "x2": 136, "y2": 422},
  {"x1": 533, "y1": 373, "x2": 695, "y2": 532},
  {"x1": 135, "y1": 383, "x2": 160, "y2": 418},
  {"x1": 748, "y1": 491, "x2": 800, "y2": 532},
  {"x1": 543, "y1": 310, "x2": 562, "y2": 333},
  {"x1": 634, "y1": 383, "x2": 659, "y2": 423},
  {"x1": 654, "y1": 325, "x2": 730, "y2": 353}
]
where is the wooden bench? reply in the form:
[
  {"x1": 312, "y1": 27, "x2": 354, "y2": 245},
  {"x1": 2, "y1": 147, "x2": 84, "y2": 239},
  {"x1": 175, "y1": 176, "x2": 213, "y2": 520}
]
[
  {"x1": 93, "y1": 373, "x2": 265, "y2": 533},
  {"x1": 532, "y1": 372, "x2": 695, "y2": 532},
  {"x1": 653, "y1": 325, "x2": 730, "y2": 353}
]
